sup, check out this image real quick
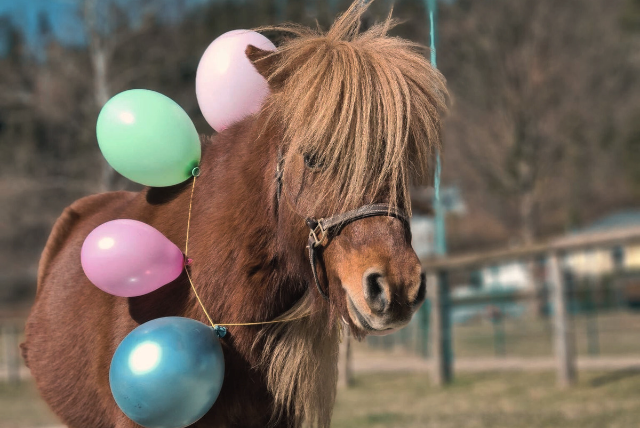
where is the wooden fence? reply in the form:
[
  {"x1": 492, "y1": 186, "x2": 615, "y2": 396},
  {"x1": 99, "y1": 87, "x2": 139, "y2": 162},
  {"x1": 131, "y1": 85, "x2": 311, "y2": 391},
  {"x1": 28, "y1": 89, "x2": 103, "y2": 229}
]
[{"x1": 423, "y1": 226, "x2": 640, "y2": 388}]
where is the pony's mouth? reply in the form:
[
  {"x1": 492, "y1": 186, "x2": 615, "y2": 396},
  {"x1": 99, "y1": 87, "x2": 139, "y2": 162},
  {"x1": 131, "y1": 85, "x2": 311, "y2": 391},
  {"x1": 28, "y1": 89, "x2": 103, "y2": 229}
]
[{"x1": 346, "y1": 297, "x2": 401, "y2": 336}]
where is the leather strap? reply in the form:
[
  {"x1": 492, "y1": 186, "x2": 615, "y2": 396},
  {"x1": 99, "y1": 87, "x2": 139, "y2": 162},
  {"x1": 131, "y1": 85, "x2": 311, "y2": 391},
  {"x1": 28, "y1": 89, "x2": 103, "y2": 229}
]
[
  {"x1": 306, "y1": 204, "x2": 408, "y2": 247},
  {"x1": 307, "y1": 239, "x2": 329, "y2": 300}
]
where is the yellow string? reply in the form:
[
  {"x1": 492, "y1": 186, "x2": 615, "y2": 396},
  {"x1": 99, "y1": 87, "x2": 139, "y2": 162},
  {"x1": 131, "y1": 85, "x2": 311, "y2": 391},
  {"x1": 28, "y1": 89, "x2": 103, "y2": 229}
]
[
  {"x1": 184, "y1": 176, "x2": 196, "y2": 259},
  {"x1": 185, "y1": 267, "x2": 215, "y2": 327},
  {"x1": 183, "y1": 174, "x2": 311, "y2": 329},
  {"x1": 211, "y1": 312, "x2": 312, "y2": 327}
]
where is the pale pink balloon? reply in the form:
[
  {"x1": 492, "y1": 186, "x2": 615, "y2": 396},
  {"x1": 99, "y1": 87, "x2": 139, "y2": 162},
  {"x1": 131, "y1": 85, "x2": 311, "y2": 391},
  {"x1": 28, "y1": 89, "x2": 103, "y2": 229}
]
[
  {"x1": 196, "y1": 29, "x2": 276, "y2": 132},
  {"x1": 81, "y1": 219, "x2": 184, "y2": 297}
]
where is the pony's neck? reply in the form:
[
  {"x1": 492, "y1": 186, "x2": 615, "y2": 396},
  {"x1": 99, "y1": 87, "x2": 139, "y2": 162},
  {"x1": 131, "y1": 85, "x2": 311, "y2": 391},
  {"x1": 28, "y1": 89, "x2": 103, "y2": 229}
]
[
  {"x1": 186, "y1": 118, "x2": 308, "y2": 330},
  {"x1": 174, "y1": 117, "x2": 339, "y2": 427}
]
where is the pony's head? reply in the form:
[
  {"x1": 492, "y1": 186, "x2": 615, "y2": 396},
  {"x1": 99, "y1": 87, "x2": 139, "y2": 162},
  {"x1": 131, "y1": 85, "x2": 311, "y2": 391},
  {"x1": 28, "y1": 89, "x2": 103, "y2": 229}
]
[{"x1": 248, "y1": 2, "x2": 447, "y2": 338}]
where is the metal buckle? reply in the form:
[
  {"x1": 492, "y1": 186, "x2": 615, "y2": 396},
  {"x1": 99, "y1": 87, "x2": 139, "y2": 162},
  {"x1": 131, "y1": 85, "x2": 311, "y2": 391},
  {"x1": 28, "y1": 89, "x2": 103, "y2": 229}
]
[{"x1": 309, "y1": 222, "x2": 326, "y2": 247}]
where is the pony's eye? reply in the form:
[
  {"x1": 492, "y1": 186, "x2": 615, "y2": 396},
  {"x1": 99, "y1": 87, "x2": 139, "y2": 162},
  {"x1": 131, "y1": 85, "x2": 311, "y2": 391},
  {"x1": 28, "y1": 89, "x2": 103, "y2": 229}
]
[{"x1": 303, "y1": 153, "x2": 324, "y2": 170}]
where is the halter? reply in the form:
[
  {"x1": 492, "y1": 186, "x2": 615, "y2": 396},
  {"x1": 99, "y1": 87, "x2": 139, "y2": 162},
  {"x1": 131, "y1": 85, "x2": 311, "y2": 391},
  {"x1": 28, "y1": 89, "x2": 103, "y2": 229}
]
[{"x1": 275, "y1": 150, "x2": 410, "y2": 301}]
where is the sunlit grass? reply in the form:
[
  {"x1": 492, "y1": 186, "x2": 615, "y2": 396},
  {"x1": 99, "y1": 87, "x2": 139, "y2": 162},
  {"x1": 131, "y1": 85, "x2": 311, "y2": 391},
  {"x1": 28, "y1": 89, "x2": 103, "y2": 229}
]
[
  {"x1": 0, "y1": 381, "x2": 59, "y2": 428},
  {"x1": 332, "y1": 370, "x2": 640, "y2": 428}
]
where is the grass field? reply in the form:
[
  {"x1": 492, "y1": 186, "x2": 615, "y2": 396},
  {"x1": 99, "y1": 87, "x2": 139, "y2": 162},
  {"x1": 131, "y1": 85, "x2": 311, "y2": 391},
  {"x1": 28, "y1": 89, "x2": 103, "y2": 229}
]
[
  {"x1": 3, "y1": 370, "x2": 640, "y2": 428},
  {"x1": 332, "y1": 371, "x2": 640, "y2": 428},
  {"x1": 0, "y1": 381, "x2": 59, "y2": 428},
  {"x1": 2, "y1": 310, "x2": 640, "y2": 427}
]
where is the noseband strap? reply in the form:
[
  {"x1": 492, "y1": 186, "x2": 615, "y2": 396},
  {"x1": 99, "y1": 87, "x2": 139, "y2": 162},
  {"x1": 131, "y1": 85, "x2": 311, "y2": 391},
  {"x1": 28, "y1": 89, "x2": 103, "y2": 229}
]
[{"x1": 305, "y1": 204, "x2": 409, "y2": 301}]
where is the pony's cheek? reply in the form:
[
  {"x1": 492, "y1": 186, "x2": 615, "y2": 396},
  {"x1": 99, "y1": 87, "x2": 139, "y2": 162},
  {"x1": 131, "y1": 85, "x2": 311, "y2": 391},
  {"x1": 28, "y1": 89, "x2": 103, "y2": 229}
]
[{"x1": 324, "y1": 247, "x2": 372, "y2": 321}]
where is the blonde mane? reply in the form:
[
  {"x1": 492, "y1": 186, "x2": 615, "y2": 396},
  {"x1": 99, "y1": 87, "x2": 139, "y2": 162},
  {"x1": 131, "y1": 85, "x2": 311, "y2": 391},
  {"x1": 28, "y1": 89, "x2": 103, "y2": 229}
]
[
  {"x1": 257, "y1": 292, "x2": 340, "y2": 428},
  {"x1": 251, "y1": 2, "x2": 448, "y2": 427},
  {"x1": 260, "y1": 1, "x2": 448, "y2": 214}
]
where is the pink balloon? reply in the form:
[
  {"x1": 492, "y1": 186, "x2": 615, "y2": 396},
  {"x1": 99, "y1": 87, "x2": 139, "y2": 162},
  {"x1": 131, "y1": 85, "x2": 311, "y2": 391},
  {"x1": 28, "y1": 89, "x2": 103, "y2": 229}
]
[
  {"x1": 81, "y1": 219, "x2": 184, "y2": 297},
  {"x1": 196, "y1": 29, "x2": 276, "y2": 132}
]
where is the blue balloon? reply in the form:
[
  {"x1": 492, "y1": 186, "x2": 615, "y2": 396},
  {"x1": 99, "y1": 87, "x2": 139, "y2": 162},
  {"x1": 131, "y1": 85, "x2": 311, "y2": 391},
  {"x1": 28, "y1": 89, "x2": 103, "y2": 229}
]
[{"x1": 110, "y1": 317, "x2": 225, "y2": 428}]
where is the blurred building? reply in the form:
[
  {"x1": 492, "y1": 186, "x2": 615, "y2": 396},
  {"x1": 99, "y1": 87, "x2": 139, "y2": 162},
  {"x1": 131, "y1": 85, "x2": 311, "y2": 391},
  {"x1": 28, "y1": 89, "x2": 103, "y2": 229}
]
[
  {"x1": 449, "y1": 210, "x2": 640, "y2": 323},
  {"x1": 560, "y1": 210, "x2": 640, "y2": 276}
]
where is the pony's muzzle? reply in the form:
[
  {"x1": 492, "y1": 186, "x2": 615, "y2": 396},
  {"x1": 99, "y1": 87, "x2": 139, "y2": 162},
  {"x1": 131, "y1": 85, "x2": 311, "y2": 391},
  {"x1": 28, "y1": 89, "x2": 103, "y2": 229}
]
[{"x1": 361, "y1": 267, "x2": 426, "y2": 322}]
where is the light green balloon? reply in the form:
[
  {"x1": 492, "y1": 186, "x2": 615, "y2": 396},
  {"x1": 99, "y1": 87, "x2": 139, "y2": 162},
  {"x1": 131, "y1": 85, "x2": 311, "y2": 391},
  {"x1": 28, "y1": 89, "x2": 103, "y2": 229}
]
[{"x1": 97, "y1": 89, "x2": 201, "y2": 187}]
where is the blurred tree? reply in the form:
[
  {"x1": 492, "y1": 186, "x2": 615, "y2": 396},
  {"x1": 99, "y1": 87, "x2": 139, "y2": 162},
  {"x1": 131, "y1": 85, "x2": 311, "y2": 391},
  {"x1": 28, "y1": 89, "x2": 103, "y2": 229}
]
[
  {"x1": 1, "y1": 0, "x2": 639, "y2": 305},
  {"x1": 621, "y1": 0, "x2": 640, "y2": 196},
  {"x1": 0, "y1": 17, "x2": 33, "y2": 110},
  {"x1": 622, "y1": 0, "x2": 640, "y2": 31},
  {"x1": 437, "y1": 0, "x2": 639, "y2": 246},
  {"x1": 623, "y1": 110, "x2": 640, "y2": 195},
  {"x1": 81, "y1": 0, "x2": 160, "y2": 190}
]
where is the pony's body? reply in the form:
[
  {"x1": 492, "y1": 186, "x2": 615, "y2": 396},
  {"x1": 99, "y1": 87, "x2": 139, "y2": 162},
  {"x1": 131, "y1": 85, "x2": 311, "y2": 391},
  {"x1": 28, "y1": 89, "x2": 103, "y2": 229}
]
[
  {"x1": 22, "y1": 3, "x2": 447, "y2": 427},
  {"x1": 23, "y1": 120, "x2": 322, "y2": 427}
]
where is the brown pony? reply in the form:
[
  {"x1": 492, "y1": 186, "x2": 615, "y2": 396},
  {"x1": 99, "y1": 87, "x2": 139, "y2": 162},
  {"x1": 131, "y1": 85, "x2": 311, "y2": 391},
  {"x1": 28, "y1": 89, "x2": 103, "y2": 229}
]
[{"x1": 21, "y1": 2, "x2": 447, "y2": 427}]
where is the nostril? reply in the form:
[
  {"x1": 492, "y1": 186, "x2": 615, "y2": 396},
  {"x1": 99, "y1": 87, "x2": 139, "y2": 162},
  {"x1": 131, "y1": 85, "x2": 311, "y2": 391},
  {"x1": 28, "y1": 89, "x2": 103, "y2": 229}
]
[
  {"x1": 414, "y1": 273, "x2": 427, "y2": 305},
  {"x1": 364, "y1": 272, "x2": 387, "y2": 313},
  {"x1": 366, "y1": 273, "x2": 383, "y2": 299}
]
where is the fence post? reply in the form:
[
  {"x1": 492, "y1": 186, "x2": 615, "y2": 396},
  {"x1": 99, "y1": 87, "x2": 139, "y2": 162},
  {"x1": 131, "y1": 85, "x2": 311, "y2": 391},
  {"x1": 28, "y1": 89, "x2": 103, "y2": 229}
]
[
  {"x1": 2, "y1": 323, "x2": 21, "y2": 384},
  {"x1": 611, "y1": 245, "x2": 626, "y2": 308},
  {"x1": 276, "y1": 0, "x2": 288, "y2": 22},
  {"x1": 328, "y1": 0, "x2": 339, "y2": 16},
  {"x1": 419, "y1": 299, "x2": 430, "y2": 358},
  {"x1": 429, "y1": 270, "x2": 453, "y2": 386},
  {"x1": 491, "y1": 311, "x2": 506, "y2": 357},
  {"x1": 549, "y1": 252, "x2": 577, "y2": 388},
  {"x1": 586, "y1": 276, "x2": 600, "y2": 356},
  {"x1": 338, "y1": 326, "x2": 354, "y2": 388}
]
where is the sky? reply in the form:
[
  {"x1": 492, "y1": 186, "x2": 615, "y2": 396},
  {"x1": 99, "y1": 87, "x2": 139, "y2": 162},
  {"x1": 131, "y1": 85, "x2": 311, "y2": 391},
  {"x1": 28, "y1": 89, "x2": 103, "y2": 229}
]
[
  {"x1": 0, "y1": 0, "x2": 84, "y2": 52},
  {"x1": 0, "y1": 0, "x2": 214, "y2": 57},
  {"x1": 0, "y1": 0, "x2": 447, "y2": 58}
]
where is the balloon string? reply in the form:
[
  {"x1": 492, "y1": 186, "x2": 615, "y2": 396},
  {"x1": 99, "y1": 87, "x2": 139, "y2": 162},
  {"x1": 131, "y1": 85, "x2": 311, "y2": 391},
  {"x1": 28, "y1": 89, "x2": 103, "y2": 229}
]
[
  {"x1": 212, "y1": 312, "x2": 312, "y2": 327},
  {"x1": 183, "y1": 174, "x2": 311, "y2": 330},
  {"x1": 184, "y1": 175, "x2": 216, "y2": 327},
  {"x1": 185, "y1": 267, "x2": 216, "y2": 328},
  {"x1": 185, "y1": 175, "x2": 196, "y2": 259}
]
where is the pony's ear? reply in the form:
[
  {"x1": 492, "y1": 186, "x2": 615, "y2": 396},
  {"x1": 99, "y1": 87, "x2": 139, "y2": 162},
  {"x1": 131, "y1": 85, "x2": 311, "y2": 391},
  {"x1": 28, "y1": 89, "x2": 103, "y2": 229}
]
[{"x1": 246, "y1": 45, "x2": 285, "y2": 90}]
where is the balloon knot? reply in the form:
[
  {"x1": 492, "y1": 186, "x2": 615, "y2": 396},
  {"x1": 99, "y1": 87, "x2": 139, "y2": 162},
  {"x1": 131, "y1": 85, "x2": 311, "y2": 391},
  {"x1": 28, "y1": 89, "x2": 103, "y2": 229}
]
[
  {"x1": 214, "y1": 325, "x2": 227, "y2": 338},
  {"x1": 192, "y1": 167, "x2": 201, "y2": 177},
  {"x1": 185, "y1": 258, "x2": 194, "y2": 266}
]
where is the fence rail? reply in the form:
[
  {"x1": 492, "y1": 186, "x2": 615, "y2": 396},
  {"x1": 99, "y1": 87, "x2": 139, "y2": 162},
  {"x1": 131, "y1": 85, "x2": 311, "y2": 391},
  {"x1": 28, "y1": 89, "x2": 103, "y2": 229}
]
[
  {"x1": 423, "y1": 226, "x2": 640, "y2": 272},
  {"x1": 420, "y1": 226, "x2": 640, "y2": 388}
]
